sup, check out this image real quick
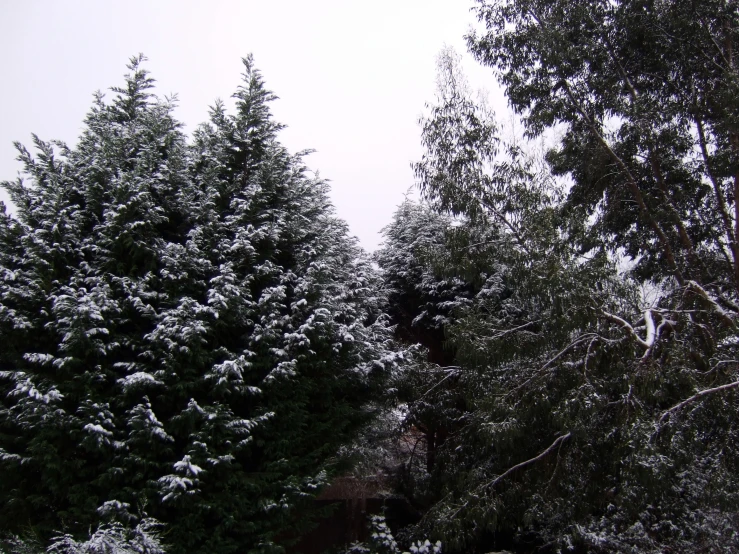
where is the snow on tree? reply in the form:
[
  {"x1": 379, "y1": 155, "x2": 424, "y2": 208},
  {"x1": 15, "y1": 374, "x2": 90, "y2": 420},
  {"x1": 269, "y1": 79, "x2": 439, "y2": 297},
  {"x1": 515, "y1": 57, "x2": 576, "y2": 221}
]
[
  {"x1": 374, "y1": 198, "x2": 486, "y2": 494},
  {"x1": 376, "y1": 199, "x2": 477, "y2": 365},
  {"x1": 390, "y1": 29, "x2": 739, "y2": 552},
  {"x1": 2, "y1": 518, "x2": 165, "y2": 554},
  {"x1": 344, "y1": 515, "x2": 442, "y2": 554},
  {"x1": 0, "y1": 55, "x2": 397, "y2": 554}
]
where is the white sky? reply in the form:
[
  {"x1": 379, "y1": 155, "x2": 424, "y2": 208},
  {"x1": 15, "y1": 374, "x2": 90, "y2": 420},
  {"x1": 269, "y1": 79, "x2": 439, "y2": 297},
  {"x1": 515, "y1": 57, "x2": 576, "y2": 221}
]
[{"x1": 0, "y1": 0, "x2": 504, "y2": 251}]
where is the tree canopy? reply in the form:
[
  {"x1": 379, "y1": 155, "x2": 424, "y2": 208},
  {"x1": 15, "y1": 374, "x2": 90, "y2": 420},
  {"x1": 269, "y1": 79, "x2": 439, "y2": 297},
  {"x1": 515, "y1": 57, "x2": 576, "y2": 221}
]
[
  {"x1": 0, "y1": 55, "x2": 397, "y2": 554},
  {"x1": 371, "y1": 2, "x2": 739, "y2": 552},
  {"x1": 3, "y1": 2, "x2": 739, "y2": 553}
]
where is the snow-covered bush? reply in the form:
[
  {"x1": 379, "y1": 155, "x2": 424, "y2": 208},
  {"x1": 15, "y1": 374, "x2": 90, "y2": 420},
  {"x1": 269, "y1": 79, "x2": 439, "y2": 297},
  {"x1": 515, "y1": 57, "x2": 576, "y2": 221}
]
[
  {"x1": 2, "y1": 519, "x2": 165, "y2": 554},
  {"x1": 345, "y1": 515, "x2": 441, "y2": 554}
]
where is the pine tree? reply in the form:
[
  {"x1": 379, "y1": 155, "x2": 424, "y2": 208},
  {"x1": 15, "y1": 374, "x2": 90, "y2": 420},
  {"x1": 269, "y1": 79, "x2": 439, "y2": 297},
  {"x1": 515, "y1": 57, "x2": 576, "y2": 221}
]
[
  {"x1": 376, "y1": 199, "x2": 475, "y2": 366},
  {"x1": 373, "y1": 200, "x2": 467, "y2": 503},
  {"x1": 0, "y1": 55, "x2": 397, "y2": 554}
]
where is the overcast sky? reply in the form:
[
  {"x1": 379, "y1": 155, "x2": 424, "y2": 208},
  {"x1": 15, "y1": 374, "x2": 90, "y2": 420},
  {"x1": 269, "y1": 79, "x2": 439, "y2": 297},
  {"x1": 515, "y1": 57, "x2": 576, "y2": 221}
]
[{"x1": 0, "y1": 0, "x2": 504, "y2": 251}]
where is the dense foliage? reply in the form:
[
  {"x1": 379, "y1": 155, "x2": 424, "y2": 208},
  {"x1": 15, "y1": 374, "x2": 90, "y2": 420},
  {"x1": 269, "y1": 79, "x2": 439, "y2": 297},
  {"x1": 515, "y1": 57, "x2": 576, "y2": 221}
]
[
  {"x1": 0, "y1": 55, "x2": 397, "y2": 554},
  {"x1": 3, "y1": 1, "x2": 739, "y2": 553},
  {"x1": 371, "y1": 2, "x2": 739, "y2": 552}
]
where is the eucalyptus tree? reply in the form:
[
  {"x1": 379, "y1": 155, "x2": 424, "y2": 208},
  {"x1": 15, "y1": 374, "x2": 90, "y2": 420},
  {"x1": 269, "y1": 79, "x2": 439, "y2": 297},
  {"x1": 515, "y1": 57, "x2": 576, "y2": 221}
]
[{"x1": 401, "y1": 13, "x2": 739, "y2": 548}]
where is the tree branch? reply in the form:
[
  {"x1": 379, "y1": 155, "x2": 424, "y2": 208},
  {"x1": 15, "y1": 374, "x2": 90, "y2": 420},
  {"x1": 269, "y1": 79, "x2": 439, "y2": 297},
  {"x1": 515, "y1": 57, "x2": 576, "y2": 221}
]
[
  {"x1": 602, "y1": 311, "x2": 650, "y2": 350},
  {"x1": 686, "y1": 280, "x2": 738, "y2": 329},
  {"x1": 695, "y1": 116, "x2": 736, "y2": 284},
  {"x1": 560, "y1": 80, "x2": 685, "y2": 286},
  {"x1": 505, "y1": 335, "x2": 597, "y2": 397},
  {"x1": 489, "y1": 432, "x2": 572, "y2": 488},
  {"x1": 659, "y1": 381, "x2": 739, "y2": 423}
]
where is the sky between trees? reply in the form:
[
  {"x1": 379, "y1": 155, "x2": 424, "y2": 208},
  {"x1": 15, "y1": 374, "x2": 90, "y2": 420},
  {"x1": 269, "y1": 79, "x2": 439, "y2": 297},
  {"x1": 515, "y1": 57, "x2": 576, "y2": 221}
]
[{"x1": 0, "y1": 0, "x2": 505, "y2": 252}]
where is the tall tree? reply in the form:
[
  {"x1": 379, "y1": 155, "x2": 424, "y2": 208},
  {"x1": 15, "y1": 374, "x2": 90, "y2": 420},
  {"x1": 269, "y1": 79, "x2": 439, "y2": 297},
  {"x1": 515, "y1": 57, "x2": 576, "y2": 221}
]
[
  {"x1": 0, "y1": 55, "x2": 396, "y2": 554},
  {"x1": 375, "y1": 198, "x2": 477, "y2": 497},
  {"x1": 396, "y1": 28, "x2": 739, "y2": 552}
]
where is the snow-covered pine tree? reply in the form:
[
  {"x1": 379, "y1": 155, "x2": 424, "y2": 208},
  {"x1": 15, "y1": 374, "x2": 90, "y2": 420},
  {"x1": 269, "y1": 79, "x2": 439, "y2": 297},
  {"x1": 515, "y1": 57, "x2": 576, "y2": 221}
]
[
  {"x1": 374, "y1": 199, "x2": 482, "y2": 492},
  {"x1": 376, "y1": 199, "x2": 476, "y2": 367},
  {"x1": 0, "y1": 55, "x2": 397, "y2": 554}
]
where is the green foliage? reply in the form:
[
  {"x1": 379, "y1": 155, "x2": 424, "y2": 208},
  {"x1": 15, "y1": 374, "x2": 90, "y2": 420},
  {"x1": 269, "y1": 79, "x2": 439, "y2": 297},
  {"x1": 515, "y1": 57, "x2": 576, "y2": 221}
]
[
  {"x1": 345, "y1": 515, "x2": 442, "y2": 554},
  {"x1": 2, "y1": 518, "x2": 165, "y2": 554},
  {"x1": 469, "y1": 0, "x2": 739, "y2": 286},
  {"x1": 387, "y1": 7, "x2": 739, "y2": 549},
  {"x1": 0, "y1": 55, "x2": 396, "y2": 554}
]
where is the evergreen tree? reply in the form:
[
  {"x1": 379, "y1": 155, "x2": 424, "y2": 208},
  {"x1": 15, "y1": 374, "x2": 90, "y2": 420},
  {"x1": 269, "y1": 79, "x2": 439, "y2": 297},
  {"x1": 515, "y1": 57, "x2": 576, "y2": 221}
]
[
  {"x1": 0, "y1": 55, "x2": 396, "y2": 554},
  {"x1": 374, "y1": 199, "x2": 474, "y2": 499},
  {"x1": 376, "y1": 199, "x2": 475, "y2": 367}
]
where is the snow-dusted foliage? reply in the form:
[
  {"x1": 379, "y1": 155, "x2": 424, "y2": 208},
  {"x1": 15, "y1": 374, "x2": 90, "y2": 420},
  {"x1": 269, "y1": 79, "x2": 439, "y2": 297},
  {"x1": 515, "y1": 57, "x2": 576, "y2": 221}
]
[
  {"x1": 385, "y1": 33, "x2": 739, "y2": 552},
  {"x1": 374, "y1": 200, "x2": 493, "y2": 499},
  {"x1": 0, "y1": 55, "x2": 396, "y2": 554},
  {"x1": 47, "y1": 519, "x2": 165, "y2": 554},
  {"x1": 376, "y1": 200, "x2": 476, "y2": 346},
  {"x1": 2, "y1": 519, "x2": 165, "y2": 554},
  {"x1": 345, "y1": 515, "x2": 441, "y2": 554}
]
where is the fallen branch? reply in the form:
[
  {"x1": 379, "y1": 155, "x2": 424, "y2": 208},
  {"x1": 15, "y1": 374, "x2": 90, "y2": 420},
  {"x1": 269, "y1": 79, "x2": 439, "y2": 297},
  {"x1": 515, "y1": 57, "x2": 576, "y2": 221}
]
[
  {"x1": 659, "y1": 380, "x2": 739, "y2": 424},
  {"x1": 489, "y1": 432, "x2": 572, "y2": 488}
]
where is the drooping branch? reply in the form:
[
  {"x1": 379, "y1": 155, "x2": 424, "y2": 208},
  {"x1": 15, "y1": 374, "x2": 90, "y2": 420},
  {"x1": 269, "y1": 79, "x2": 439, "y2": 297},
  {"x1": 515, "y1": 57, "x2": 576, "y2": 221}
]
[
  {"x1": 659, "y1": 381, "x2": 739, "y2": 424},
  {"x1": 602, "y1": 311, "x2": 650, "y2": 350},
  {"x1": 489, "y1": 432, "x2": 572, "y2": 488}
]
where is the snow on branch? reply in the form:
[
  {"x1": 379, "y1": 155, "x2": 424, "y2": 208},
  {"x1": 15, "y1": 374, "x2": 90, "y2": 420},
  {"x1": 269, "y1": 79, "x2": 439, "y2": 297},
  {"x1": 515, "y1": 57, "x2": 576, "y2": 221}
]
[
  {"x1": 489, "y1": 432, "x2": 571, "y2": 488},
  {"x1": 602, "y1": 311, "x2": 650, "y2": 350},
  {"x1": 659, "y1": 380, "x2": 739, "y2": 424},
  {"x1": 685, "y1": 280, "x2": 738, "y2": 329},
  {"x1": 643, "y1": 309, "x2": 655, "y2": 348}
]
